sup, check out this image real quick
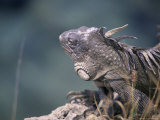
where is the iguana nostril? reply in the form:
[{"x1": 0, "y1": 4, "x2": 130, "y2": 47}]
[{"x1": 77, "y1": 69, "x2": 90, "y2": 80}]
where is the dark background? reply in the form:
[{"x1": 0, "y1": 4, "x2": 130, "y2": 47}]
[{"x1": 0, "y1": 0, "x2": 160, "y2": 120}]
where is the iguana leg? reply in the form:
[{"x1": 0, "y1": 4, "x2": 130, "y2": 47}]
[
  {"x1": 66, "y1": 87, "x2": 124, "y2": 118},
  {"x1": 66, "y1": 80, "x2": 113, "y2": 104},
  {"x1": 66, "y1": 80, "x2": 115, "y2": 103},
  {"x1": 96, "y1": 85, "x2": 124, "y2": 117}
]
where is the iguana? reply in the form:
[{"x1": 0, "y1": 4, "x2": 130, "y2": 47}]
[{"x1": 59, "y1": 24, "x2": 160, "y2": 117}]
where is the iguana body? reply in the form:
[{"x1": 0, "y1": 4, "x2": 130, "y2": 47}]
[{"x1": 59, "y1": 25, "x2": 160, "y2": 117}]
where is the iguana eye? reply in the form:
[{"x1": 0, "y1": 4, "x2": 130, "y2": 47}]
[{"x1": 68, "y1": 38, "x2": 77, "y2": 46}]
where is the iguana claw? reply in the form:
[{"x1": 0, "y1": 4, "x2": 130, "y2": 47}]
[
  {"x1": 70, "y1": 95, "x2": 87, "y2": 103},
  {"x1": 66, "y1": 90, "x2": 99, "y2": 104},
  {"x1": 66, "y1": 91, "x2": 83, "y2": 99}
]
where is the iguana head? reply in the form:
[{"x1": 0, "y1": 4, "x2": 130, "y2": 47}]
[
  {"x1": 59, "y1": 26, "x2": 110, "y2": 81},
  {"x1": 59, "y1": 25, "x2": 129, "y2": 81}
]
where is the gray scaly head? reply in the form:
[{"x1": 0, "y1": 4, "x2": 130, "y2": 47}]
[{"x1": 59, "y1": 26, "x2": 128, "y2": 81}]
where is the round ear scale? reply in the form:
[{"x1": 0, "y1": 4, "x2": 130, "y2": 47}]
[{"x1": 104, "y1": 24, "x2": 128, "y2": 38}]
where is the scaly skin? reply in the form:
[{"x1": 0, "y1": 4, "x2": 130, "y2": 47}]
[{"x1": 59, "y1": 25, "x2": 160, "y2": 117}]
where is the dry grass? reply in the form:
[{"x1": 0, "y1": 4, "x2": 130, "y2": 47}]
[
  {"x1": 11, "y1": 38, "x2": 25, "y2": 120},
  {"x1": 94, "y1": 71, "x2": 160, "y2": 120}
]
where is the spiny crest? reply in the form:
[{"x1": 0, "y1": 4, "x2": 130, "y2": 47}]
[
  {"x1": 105, "y1": 24, "x2": 128, "y2": 38},
  {"x1": 97, "y1": 24, "x2": 138, "y2": 72},
  {"x1": 102, "y1": 24, "x2": 137, "y2": 41},
  {"x1": 136, "y1": 47, "x2": 160, "y2": 78},
  {"x1": 97, "y1": 24, "x2": 137, "y2": 50},
  {"x1": 101, "y1": 24, "x2": 160, "y2": 78}
]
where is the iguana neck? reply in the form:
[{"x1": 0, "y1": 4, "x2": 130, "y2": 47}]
[{"x1": 93, "y1": 45, "x2": 130, "y2": 81}]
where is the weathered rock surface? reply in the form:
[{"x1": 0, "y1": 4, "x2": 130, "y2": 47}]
[{"x1": 24, "y1": 103, "x2": 104, "y2": 120}]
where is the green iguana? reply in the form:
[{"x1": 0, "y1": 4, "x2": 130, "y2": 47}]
[{"x1": 59, "y1": 24, "x2": 160, "y2": 117}]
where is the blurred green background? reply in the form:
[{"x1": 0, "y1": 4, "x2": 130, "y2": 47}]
[{"x1": 0, "y1": 0, "x2": 160, "y2": 120}]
